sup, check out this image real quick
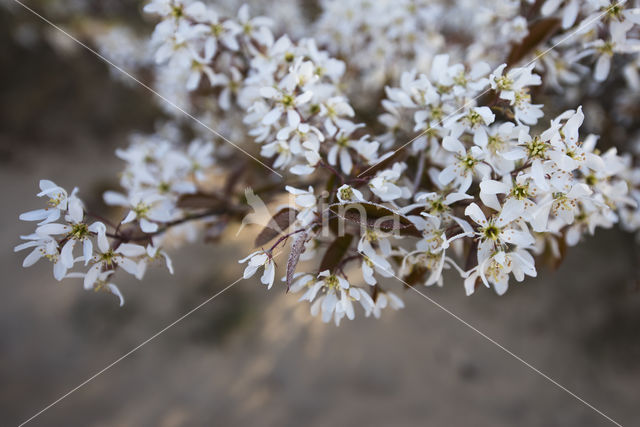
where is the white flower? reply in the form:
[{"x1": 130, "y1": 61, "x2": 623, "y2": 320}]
[
  {"x1": 239, "y1": 250, "x2": 276, "y2": 289},
  {"x1": 357, "y1": 239, "x2": 393, "y2": 285},
  {"x1": 480, "y1": 175, "x2": 539, "y2": 220},
  {"x1": 464, "y1": 249, "x2": 536, "y2": 296},
  {"x1": 327, "y1": 121, "x2": 364, "y2": 175},
  {"x1": 286, "y1": 185, "x2": 318, "y2": 226},
  {"x1": 104, "y1": 190, "x2": 174, "y2": 233},
  {"x1": 336, "y1": 184, "x2": 364, "y2": 203},
  {"x1": 541, "y1": 0, "x2": 581, "y2": 29},
  {"x1": 227, "y1": 4, "x2": 273, "y2": 43},
  {"x1": 259, "y1": 86, "x2": 313, "y2": 127},
  {"x1": 136, "y1": 244, "x2": 174, "y2": 279},
  {"x1": 67, "y1": 270, "x2": 125, "y2": 306},
  {"x1": 476, "y1": 122, "x2": 520, "y2": 175},
  {"x1": 19, "y1": 180, "x2": 69, "y2": 225},
  {"x1": 14, "y1": 234, "x2": 67, "y2": 281},
  {"x1": 84, "y1": 241, "x2": 146, "y2": 290},
  {"x1": 143, "y1": 0, "x2": 179, "y2": 17},
  {"x1": 438, "y1": 132, "x2": 491, "y2": 192},
  {"x1": 465, "y1": 201, "x2": 534, "y2": 263},
  {"x1": 35, "y1": 193, "x2": 106, "y2": 269},
  {"x1": 306, "y1": 271, "x2": 352, "y2": 325},
  {"x1": 364, "y1": 291, "x2": 404, "y2": 319},
  {"x1": 530, "y1": 183, "x2": 594, "y2": 232},
  {"x1": 489, "y1": 64, "x2": 543, "y2": 125},
  {"x1": 369, "y1": 162, "x2": 411, "y2": 202}
]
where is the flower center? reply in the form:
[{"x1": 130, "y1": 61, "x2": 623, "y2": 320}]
[
  {"x1": 340, "y1": 186, "x2": 354, "y2": 201},
  {"x1": 495, "y1": 75, "x2": 513, "y2": 91},
  {"x1": 511, "y1": 183, "x2": 529, "y2": 200},
  {"x1": 324, "y1": 274, "x2": 340, "y2": 289},
  {"x1": 70, "y1": 223, "x2": 89, "y2": 240},
  {"x1": 526, "y1": 136, "x2": 547, "y2": 158},
  {"x1": 482, "y1": 224, "x2": 500, "y2": 241},
  {"x1": 133, "y1": 202, "x2": 151, "y2": 218}
]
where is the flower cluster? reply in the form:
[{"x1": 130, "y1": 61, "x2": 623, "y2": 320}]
[
  {"x1": 14, "y1": 0, "x2": 640, "y2": 326},
  {"x1": 15, "y1": 180, "x2": 173, "y2": 305}
]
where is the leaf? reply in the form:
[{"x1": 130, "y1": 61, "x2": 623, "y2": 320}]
[
  {"x1": 319, "y1": 234, "x2": 353, "y2": 272},
  {"x1": 329, "y1": 202, "x2": 422, "y2": 237},
  {"x1": 176, "y1": 193, "x2": 222, "y2": 209},
  {"x1": 286, "y1": 231, "x2": 307, "y2": 290},
  {"x1": 254, "y1": 207, "x2": 298, "y2": 247},
  {"x1": 507, "y1": 18, "x2": 560, "y2": 67}
]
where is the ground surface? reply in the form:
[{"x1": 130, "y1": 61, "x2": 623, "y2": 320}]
[{"x1": 2, "y1": 8, "x2": 640, "y2": 427}]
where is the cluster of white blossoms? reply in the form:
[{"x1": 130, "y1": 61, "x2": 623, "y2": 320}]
[
  {"x1": 15, "y1": 180, "x2": 172, "y2": 306},
  {"x1": 14, "y1": 0, "x2": 640, "y2": 325},
  {"x1": 313, "y1": 0, "x2": 640, "y2": 92}
]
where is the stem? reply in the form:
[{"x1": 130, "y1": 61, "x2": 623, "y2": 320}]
[
  {"x1": 511, "y1": 160, "x2": 532, "y2": 177},
  {"x1": 267, "y1": 227, "x2": 307, "y2": 252},
  {"x1": 319, "y1": 160, "x2": 345, "y2": 185},
  {"x1": 110, "y1": 205, "x2": 247, "y2": 243}
]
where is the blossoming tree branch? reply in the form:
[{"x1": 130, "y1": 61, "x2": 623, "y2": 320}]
[{"x1": 15, "y1": 0, "x2": 640, "y2": 325}]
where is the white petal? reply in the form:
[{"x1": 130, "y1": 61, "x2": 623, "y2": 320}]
[
  {"x1": 442, "y1": 136, "x2": 465, "y2": 155},
  {"x1": 53, "y1": 261, "x2": 67, "y2": 281},
  {"x1": 140, "y1": 218, "x2": 159, "y2": 233},
  {"x1": 480, "y1": 180, "x2": 509, "y2": 195},
  {"x1": 84, "y1": 264, "x2": 101, "y2": 290},
  {"x1": 262, "y1": 108, "x2": 282, "y2": 125},
  {"x1": 116, "y1": 243, "x2": 147, "y2": 257},
  {"x1": 496, "y1": 198, "x2": 523, "y2": 226},
  {"x1": 107, "y1": 283, "x2": 125, "y2": 306},
  {"x1": 464, "y1": 203, "x2": 487, "y2": 226},
  {"x1": 19, "y1": 209, "x2": 50, "y2": 222},
  {"x1": 83, "y1": 239, "x2": 93, "y2": 265},
  {"x1": 68, "y1": 198, "x2": 84, "y2": 223},
  {"x1": 500, "y1": 229, "x2": 534, "y2": 247},
  {"x1": 339, "y1": 148, "x2": 353, "y2": 175},
  {"x1": 23, "y1": 247, "x2": 44, "y2": 267},
  {"x1": 594, "y1": 55, "x2": 611, "y2": 82},
  {"x1": 60, "y1": 240, "x2": 76, "y2": 269},
  {"x1": 36, "y1": 223, "x2": 71, "y2": 235},
  {"x1": 119, "y1": 258, "x2": 140, "y2": 276},
  {"x1": 438, "y1": 165, "x2": 457, "y2": 186},
  {"x1": 287, "y1": 109, "x2": 300, "y2": 127}
]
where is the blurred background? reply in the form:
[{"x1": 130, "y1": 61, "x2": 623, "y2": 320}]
[{"x1": 2, "y1": 1, "x2": 640, "y2": 426}]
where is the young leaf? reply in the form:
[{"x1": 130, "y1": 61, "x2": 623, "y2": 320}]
[
  {"x1": 319, "y1": 234, "x2": 354, "y2": 272},
  {"x1": 329, "y1": 202, "x2": 422, "y2": 237},
  {"x1": 286, "y1": 231, "x2": 307, "y2": 290},
  {"x1": 254, "y1": 208, "x2": 298, "y2": 247}
]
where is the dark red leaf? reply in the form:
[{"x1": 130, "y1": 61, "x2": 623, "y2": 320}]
[
  {"x1": 329, "y1": 202, "x2": 422, "y2": 237},
  {"x1": 254, "y1": 207, "x2": 298, "y2": 247},
  {"x1": 319, "y1": 234, "x2": 354, "y2": 272},
  {"x1": 286, "y1": 231, "x2": 307, "y2": 290}
]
